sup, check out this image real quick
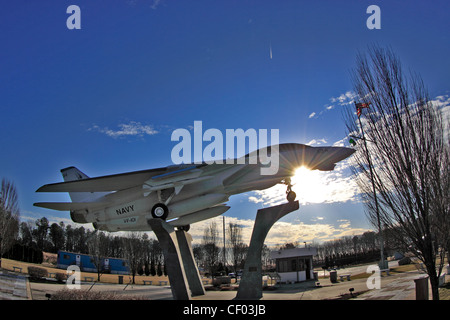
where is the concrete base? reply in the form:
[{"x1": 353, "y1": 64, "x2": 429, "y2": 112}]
[
  {"x1": 235, "y1": 200, "x2": 299, "y2": 300},
  {"x1": 147, "y1": 219, "x2": 205, "y2": 300}
]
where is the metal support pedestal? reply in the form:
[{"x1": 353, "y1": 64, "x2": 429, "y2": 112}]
[
  {"x1": 148, "y1": 219, "x2": 205, "y2": 300},
  {"x1": 176, "y1": 229, "x2": 206, "y2": 297},
  {"x1": 235, "y1": 200, "x2": 299, "y2": 300}
]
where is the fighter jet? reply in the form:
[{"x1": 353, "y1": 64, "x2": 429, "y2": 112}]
[{"x1": 34, "y1": 143, "x2": 354, "y2": 232}]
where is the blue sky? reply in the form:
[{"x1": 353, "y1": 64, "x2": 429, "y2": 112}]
[{"x1": 1, "y1": 1, "x2": 449, "y2": 245}]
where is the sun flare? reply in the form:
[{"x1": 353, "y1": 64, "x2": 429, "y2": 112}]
[
  {"x1": 250, "y1": 163, "x2": 358, "y2": 207},
  {"x1": 291, "y1": 166, "x2": 328, "y2": 204}
]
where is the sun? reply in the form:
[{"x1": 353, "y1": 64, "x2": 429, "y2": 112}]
[{"x1": 290, "y1": 166, "x2": 328, "y2": 204}]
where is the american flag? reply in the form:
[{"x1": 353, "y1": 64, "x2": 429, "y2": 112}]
[{"x1": 355, "y1": 102, "x2": 370, "y2": 117}]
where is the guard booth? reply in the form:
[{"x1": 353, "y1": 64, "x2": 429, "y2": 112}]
[{"x1": 269, "y1": 247, "x2": 317, "y2": 283}]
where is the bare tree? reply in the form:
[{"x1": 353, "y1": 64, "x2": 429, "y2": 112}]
[
  {"x1": 202, "y1": 221, "x2": 220, "y2": 277},
  {"x1": 0, "y1": 179, "x2": 20, "y2": 267},
  {"x1": 193, "y1": 244, "x2": 204, "y2": 269},
  {"x1": 344, "y1": 45, "x2": 449, "y2": 300},
  {"x1": 149, "y1": 238, "x2": 162, "y2": 276},
  {"x1": 87, "y1": 230, "x2": 110, "y2": 281},
  {"x1": 18, "y1": 221, "x2": 33, "y2": 247},
  {"x1": 261, "y1": 244, "x2": 271, "y2": 271},
  {"x1": 227, "y1": 222, "x2": 247, "y2": 274},
  {"x1": 122, "y1": 232, "x2": 145, "y2": 284}
]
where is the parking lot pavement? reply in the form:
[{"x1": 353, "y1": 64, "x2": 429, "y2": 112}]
[
  {"x1": 354, "y1": 271, "x2": 423, "y2": 300},
  {"x1": 0, "y1": 271, "x2": 29, "y2": 300},
  {"x1": 196, "y1": 267, "x2": 427, "y2": 300}
]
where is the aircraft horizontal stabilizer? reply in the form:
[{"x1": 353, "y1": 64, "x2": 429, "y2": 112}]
[
  {"x1": 36, "y1": 168, "x2": 170, "y2": 193},
  {"x1": 33, "y1": 202, "x2": 110, "y2": 211}
]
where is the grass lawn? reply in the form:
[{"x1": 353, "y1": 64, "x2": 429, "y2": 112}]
[
  {"x1": 1, "y1": 258, "x2": 204, "y2": 286},
  {"x1": 439, "y1": 282, "x2": 450, "y2": 300}
]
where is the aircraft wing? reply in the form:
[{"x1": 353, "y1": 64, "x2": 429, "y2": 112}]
[
  {"x1": 36, "y1": 143, "x2": 355, "y2": 195},
  {"x1": 36, "y1": 164, "x2": 208, "y2": 193}
]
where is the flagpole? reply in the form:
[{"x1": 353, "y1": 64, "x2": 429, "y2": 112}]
[
  {"x1": 223, "y1": 216, "x2": 226, "y2": 273},
  {"x1": 356, "y1": 102, "x2": 386, "y2": 270}
]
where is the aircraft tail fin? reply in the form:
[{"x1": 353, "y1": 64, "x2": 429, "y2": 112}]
[
  {"x1": 60, "y1": 167, "x2": 106, "y2": 202},
  {"x1": 61, "y1": 166, "x2": 90, "y2": 182}
]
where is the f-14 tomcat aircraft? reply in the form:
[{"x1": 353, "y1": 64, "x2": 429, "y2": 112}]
[{"x1": 34, "y1": 143, "x2": 354, "y2": 232}]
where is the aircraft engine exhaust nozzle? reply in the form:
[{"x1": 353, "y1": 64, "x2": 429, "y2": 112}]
[{"x1": 70, "y1": 211, "x2": 89, "y2": 224}]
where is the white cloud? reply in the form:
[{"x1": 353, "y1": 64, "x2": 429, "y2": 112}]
[
  {"x1": 89, "y1": 121, "x2": 158, "y2": 139},
  {"x1": 265, "y1": 220, "x2": 368, "y2": 245},
  {"x1": 306, "y1": 138, "x2": 327, "y2": 146},
  {"x1": 328, "y1": 91, "x2": 357, "y2": 109},
  {"x1": 431, "y1": 94, "x2": 450, "y2": 123},
  {"x1": 430, "y1": 95, "x2": 450, "y2": 108},
  {"x1": 187, "y1": 215, "x2": 369, "y2": 246},
  {"x1": 332, "y1": 137, "x2": 347, "y2": 147},
  {"x1": 309, "y1": 90, "x2": 357, "y2": 120},
  {"x1": 330, "y1": 91, "x2": 356, "y2": 105},
  {"x1": 432, "y1": 94, "x2": 450, "y2": 140},
  {"x1": 247, "y1": 196, "x2": 264, "y2": 203},
  {"x1": 337, "y1": 219, "x2": 351, "y2": 229}
]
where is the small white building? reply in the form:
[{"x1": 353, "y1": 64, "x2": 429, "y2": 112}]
[{"x1": 269, "y1": 247, "x2": 317, "y2": 283}]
